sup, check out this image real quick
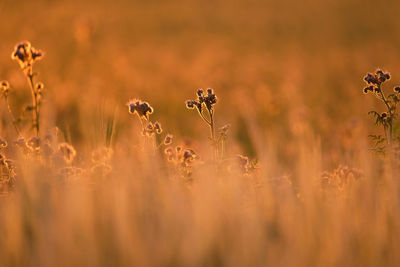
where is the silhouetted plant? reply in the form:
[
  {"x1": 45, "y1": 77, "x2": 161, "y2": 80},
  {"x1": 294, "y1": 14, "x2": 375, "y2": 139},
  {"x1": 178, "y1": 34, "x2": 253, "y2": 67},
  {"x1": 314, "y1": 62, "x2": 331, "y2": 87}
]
[
  {"x1": 363, "y1": 69, "x2": 400, "y2": 154},
  {"x1": 11, "y1": 41, "x2": 44, "y2": 136}
]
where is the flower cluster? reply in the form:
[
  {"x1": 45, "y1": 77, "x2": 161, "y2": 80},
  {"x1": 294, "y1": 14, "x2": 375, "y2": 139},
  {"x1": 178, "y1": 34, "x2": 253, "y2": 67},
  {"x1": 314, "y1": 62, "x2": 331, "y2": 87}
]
[
  {"x1": 0, "y1": 81, "x2": 10, "y2": 97},
  {"x1": 236, "y1": 154, "x2": 257, "y2": 174},
  {"x1": 164, "y1": 146, "x2": 197, "y2": 167},
  {"x1": 143, "y1": 121, "x2": 163, "y2": 136},
  {"x1": 127, "y1": 99, "x2": 154, "y2": 119},
  {"x1": 363, "y1": 69, "x2": 391, "y2": 94},
  {"x1": 321, "y1": 165, "x2": 363, "y2": 192},
  {"x1": 363, "y1": 69, "x2": 400, "y2": 151},
  {"x1": 186, "y1": 88, "x2": 217, "y2": 113},
  {"x1": 11, "y1": 41, "x2": 43, "y2": 69},
  {"x1": 163, "y1": 134, "x2": 173, "y2": 146},
  {"x1": 58, "y1": 143, "x2": 77, "y2": 164}
]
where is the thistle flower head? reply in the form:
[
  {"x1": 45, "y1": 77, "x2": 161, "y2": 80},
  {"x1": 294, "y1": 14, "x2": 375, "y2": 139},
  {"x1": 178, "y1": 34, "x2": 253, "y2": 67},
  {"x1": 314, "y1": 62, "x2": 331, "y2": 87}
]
[
  {"x1": 11, "y1": 41, "x2": 43, "y2": 69},
  {"x1": 27, "y1": 136, "x2": 41, "y2": 150},
  {"x1": 0, "y1": 138, "x2": 7, "y2": 149},
  {"x1": 0, "y1": 81, "x2": 9, "y2": 90},
  {"x1": 363, "y1": 69, "x2": 390, "y2": 87},
  {"x1": 127, "y1": 99, "x2": 154, "y2": 119},
  {"x1": 58, "y1": 143, "x2": 77, "y2": 164},
  {"x1": 163, "y1": 134, "x2": 173, "y2": 145},
  {"x1": 36, "y1": 82, "x2": 44, "y2": 91},
  {"x1": 0, "y1": 81, "x2": 10, "y2": 97},
  {"x1": 185, "y1": 100, "x2": 195, "y2": 109},
  {"x1": 196, "y1": 88, "x2": 204, "y2": 97},
  {"x1": 186, "y1": 88, "x2": 217, "y2": 114},
  {"x1": 154, "y1": 122, "x2": 162, "y2": 134}
]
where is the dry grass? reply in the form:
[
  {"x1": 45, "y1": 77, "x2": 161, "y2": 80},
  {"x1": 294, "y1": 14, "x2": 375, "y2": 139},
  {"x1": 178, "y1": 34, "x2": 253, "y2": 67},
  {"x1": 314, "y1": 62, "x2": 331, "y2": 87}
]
[{"x1": 0, "y1": 0, "x2": 400, "y2": 266}]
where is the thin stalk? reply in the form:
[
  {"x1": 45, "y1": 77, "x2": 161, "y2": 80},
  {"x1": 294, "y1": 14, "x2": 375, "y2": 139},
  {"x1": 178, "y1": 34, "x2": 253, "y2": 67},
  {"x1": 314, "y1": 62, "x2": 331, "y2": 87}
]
[
  {"x1": 378, "y1": 85, "x2": 393, "y2": 145},
  {"x1": 4, "y1": 96, "x2": 21, "y2": 136},
  {"x1": 25, "y1": 67, "x2": 39, "y2": 136}
]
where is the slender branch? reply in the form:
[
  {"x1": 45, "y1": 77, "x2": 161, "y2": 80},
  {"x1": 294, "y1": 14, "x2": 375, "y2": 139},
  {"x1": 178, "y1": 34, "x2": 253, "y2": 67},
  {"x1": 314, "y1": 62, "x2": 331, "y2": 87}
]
[
  {"x1": 4, "y1": 96, "x2": 21, "y2": 136},
  {"x1": 25, "y1": 67, "x2": 39, "y2": 136}
]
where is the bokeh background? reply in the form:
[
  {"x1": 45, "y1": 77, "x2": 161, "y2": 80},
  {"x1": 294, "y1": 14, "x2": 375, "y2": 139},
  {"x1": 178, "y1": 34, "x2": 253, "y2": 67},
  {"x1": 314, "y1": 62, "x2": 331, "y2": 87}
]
[{"x1": 1, "y1": 0, "x2": 400, "y2": 169}]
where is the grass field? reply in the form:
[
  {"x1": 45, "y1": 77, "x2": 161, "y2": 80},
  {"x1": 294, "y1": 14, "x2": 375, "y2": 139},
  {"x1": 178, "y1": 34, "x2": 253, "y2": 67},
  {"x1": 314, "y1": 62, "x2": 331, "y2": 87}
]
[{"x1": 0, "y1": 0, "x2": 400, "y2": 266}]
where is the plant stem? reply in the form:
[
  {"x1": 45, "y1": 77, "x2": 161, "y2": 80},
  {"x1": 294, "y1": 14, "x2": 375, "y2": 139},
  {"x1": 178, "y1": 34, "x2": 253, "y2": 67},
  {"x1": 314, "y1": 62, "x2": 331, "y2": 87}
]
[
  {"x1": 4, "y1": 96, "x2": 21, "y2": 136},
  {"x1": 378, "y1": 86, "x2": 393, "y2": 145},
  {"x1": 25, "y1": 67, "x2": 39, "y2": 136}
]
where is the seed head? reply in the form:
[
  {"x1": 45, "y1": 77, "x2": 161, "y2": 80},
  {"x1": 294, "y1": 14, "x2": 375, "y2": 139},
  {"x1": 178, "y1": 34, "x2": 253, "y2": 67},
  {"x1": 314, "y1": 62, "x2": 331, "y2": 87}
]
[
  {"x1": 164, "y1": 147, "x2": 173, "y2": 155},
  {"x1": 0, "y1": 138, "x2": 7, "y2": 148},
  {"x1": 27, "y1": 136, "x2": 41, "y2": 150},
  {"x1": 196, "y1": 88, "x2": 204, "y2": 97},
  {"x1": 36, "y1": 82, "x2": 44, "y2": 91},
  {"x1": 11, "y1": 41, "x2": 43, "y2": 69},
  {"x1": 363, "y1": 86, "x2": 374, "y2": 94},
  {"x1": 58, "y1": 143, "x2": 77, "y2": 164},
  {"x1": 186, "y1": 100, "x2": 195, "y2": 109},
  {"x1": 127, "y1": 99, "x2": 154, "y2": 119},
  {"x1": 0, "y1": 81, "x2": 9, "y2": 90},
  {"x1": 164, "y1": 134, "x2": 173, "y2": 145},
  {"x1": 154, "y1": 122, "x2": 162, "y2": 134}
]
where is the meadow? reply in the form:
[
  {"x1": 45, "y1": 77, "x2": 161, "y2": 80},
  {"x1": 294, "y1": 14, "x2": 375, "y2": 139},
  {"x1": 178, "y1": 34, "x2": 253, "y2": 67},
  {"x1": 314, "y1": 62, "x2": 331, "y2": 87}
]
[{"x1": 0, "y1": 0, "x2": 400, "y2": 266}]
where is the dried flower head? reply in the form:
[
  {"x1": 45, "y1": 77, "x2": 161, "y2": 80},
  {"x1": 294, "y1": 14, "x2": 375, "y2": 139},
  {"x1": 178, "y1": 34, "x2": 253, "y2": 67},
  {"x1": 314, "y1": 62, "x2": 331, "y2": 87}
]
[
  {"x1": 164, "y1": 147, "x2": 173, "y2": 156},
  {"x1": 0, "y1": 81, "x2": 10, "y2": 97},
  {"x1": 0, "y1": 138, "x2": 7, "y2": 149},
  {"x1": 11, "y1": 41, "x2": 43, "y2": 69},
  {"x1": 163, "y1": 134, "x2": 173, "y2": 145},
  {"x1": 58, "y1": 143, "x2": 77, "y2": 164},
  {"x1": 235, "y1": 154, "x2": 257, "y2": 174},
  {"x1": 35, "y1": 82, "x2": 44, "y2": 91},
  {"x1": 27, "y1": 136, "x2": 41, "y2": 151},
  {"x1": 127, "y1": 99, "x2": 154, "y2": 119},
  {"x1": 186, "y1": 88, "x2": 217, "y2": 113},
  {"x1": 0, "y1": 81, "x2": 9, "y2": 91},
  {"x1": 142, "y1": 121, "x2": 163, "y2": 136},
  {"x1": 154, "y1": 122, "x2": 162, "y2": 134}
]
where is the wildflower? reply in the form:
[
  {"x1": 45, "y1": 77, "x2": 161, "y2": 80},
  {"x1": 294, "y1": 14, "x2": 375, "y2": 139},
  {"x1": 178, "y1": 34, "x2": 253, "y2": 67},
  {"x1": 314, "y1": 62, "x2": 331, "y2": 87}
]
[
  {"x1": 11, "y1": 41, "x2": 43, "y2": 69},
  {"x1": 164, "y1": 147, "x2": 173, "y2": 155},
  {"x1": 181, "y1": 149, "x2": 197, "y2": 166},
  {"x1": 58, "y1": 143, "x2": 77, "y2": 164},
  {"x1": 35, "y1": 82, "x2": 44, "y2": 92},
  {"x1": 185, "y1": 88, "x2": 218, "y2": 144},
  {"x1": 185, "y1": 100, "x2": 195, "y2": 109},
  {"x1": 154, "y1": 122, "x2": 162, "y2": 134},
  {"x1": 0, "y1": 81, "x2": 9, "y2": 91},
  {"x1": 0, "y1": 138, "x2": 7, "y2": 148},
  {"x1": 363, "y1": 69, "x2": 391, "y2": 88},
  {"x1": 363, "y1": 86, "x2": 374, "y2": 94},
  {"x1": 163, "y1": 134, "x2": 173, "y2": 145},
  {"x1": 237, "y1": 154, "x2": 249, "y2": 171},
  {"x1": 27, "y1": 136, "x2": 41, "y2": 150},
  {"x1": 127, "y1": 99, "x2": 153, "y2": 119},
  {"x1": 0, "y1": 81, "x2": 10, "y2": 97}
]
